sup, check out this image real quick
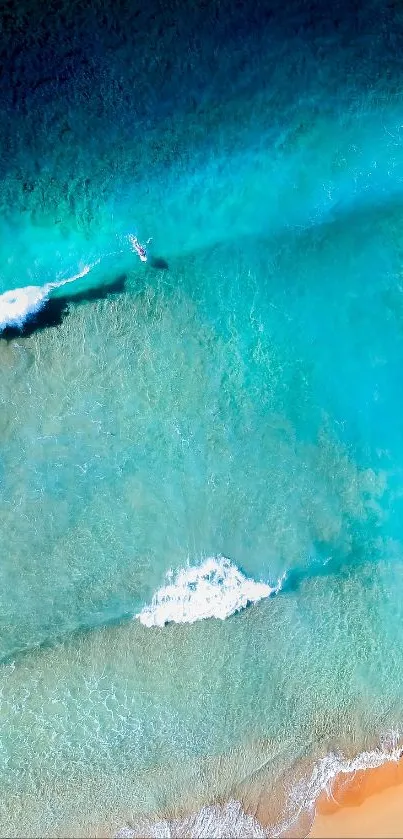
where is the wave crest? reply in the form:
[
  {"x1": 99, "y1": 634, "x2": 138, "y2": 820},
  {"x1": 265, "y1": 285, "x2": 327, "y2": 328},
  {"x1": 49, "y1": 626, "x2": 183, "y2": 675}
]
[
  {"x1": 137, "y1": 556, "x2": 281, "y2": 628},
  {"x1": 0, "y1": 263, "x2": 97, "y2": 332}
]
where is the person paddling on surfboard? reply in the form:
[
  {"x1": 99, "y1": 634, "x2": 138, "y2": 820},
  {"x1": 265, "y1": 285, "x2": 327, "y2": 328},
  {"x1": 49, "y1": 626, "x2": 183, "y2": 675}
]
[{"x1": 128, "y1": 234, "x2": 152, "y2": 262}]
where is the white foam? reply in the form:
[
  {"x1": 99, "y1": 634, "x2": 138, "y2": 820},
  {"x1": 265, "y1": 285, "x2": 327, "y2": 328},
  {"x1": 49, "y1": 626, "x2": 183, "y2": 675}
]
[
  {"x1": 114, "y1": 737, "x2": 402, "y2": 838},
  {"x1": 271, "y1": 732, "x2": 402, "y2": 837},
  {"x1": 0, "y1": 262, "x2": 98, "y2": 331},
  {"x1": 115, "y1": 738, "x2": 403, "y2": 838},
  {"x1": 0, "y1": 229, "x2": 149, "y2": 332},
  {"x1": 115, "y1": 800, "x2": 266, "y2": 838},
  {"x1": 137, "y1": 556, "x2": 282, "y2": 628}
]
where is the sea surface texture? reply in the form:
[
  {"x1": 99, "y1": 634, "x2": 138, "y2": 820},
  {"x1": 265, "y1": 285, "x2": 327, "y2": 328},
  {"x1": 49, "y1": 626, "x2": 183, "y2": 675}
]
[{"x1": 1, "y1": 0, "x2": 403, "y2": 835}]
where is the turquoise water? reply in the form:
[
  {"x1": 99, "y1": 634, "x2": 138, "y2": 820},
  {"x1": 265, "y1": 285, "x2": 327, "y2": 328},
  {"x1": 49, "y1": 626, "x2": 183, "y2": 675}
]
[{"x1": 2, "y1": 0, "x2": 403, "y2": 835}]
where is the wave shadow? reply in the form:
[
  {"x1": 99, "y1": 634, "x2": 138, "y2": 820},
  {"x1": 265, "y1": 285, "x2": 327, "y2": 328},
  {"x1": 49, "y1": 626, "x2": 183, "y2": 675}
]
[
  {"x1": 149, "y1": 255, "x2": 169, "y2": 270},
  {"x1": 1, "y1": 274, "x2": 127, "y2": 340}
]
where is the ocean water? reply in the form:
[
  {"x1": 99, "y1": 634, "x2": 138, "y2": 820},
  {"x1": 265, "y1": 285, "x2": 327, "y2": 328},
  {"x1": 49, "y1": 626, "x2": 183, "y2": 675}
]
[{"x1": 2, "y1": 0, "x2": 403, "y2": 835}]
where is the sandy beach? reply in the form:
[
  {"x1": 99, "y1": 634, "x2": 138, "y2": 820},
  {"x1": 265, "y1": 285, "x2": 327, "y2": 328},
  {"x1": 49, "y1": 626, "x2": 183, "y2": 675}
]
[{"x1": 308, "y1": 757, "x2": 403, "y2": 838}]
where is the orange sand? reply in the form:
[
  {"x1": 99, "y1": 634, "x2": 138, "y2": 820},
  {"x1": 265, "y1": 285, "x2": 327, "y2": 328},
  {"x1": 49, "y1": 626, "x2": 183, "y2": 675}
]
[{"x1": 308, "y1": 756, "x2": 403, "y2": 838}]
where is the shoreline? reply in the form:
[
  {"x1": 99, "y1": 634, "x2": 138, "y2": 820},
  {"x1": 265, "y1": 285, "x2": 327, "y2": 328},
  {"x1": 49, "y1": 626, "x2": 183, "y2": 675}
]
[
  {"x1": 239, "y1": 743, "x2": 403, "y2": 839},
  {"x1": 308, "y1": 753, "x2": 403, "y2": 838},
  {"x1": 108, "y1": 743, "x2": 403, "y2": 839}
]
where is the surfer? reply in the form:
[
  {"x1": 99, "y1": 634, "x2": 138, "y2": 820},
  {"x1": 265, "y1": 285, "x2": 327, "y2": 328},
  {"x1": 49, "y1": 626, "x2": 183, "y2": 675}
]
[{"x1": 128, "y1": 234, "x2": 152, "y2": 262}]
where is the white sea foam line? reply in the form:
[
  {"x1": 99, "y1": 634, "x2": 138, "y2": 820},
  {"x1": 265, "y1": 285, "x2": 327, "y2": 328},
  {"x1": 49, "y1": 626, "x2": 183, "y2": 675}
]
[
  {"x1": 0, "y1": 227, "x2": 154, "y2": 332},
  {"x1": 0, "y1": 229, "x2": 146, "y2": 332},
  {"x1": 115, "y1": 737, "x2": 403, "y2": 839},
  {"x1": 0, "y1": 261, "x2": 101, "y2": 331},
  {"x1": 270, "y1": 733, "x2": 403, "y2": 838},
  {"x1": 115, "y1": 800, "x2": 267, "y2": 839},
  {"x1": 137, "y1": 556, "x2": 284, "y2": 628}
]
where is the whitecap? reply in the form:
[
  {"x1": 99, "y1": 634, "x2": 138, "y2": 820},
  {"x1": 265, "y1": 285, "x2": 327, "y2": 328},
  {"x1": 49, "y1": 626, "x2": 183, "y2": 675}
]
[
  {"x1": 137, "y1": 556, "x2": 282, "y2": 628},
  {"x1": 0, "y1": 262, "x2": 98, "y2": 332}
]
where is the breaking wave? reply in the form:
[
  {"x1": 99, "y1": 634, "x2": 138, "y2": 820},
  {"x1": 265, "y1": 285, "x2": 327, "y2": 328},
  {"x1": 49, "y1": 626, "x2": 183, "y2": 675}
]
[
  {"x1": 137, "y1": 556, "x2": 284, "y2": 628},
  {"x1": 0, "y1": 262, "x2": 99, "y2": 332},
  {"x1": 0, "y1": 231, "x2": 145, "y2": 333}
]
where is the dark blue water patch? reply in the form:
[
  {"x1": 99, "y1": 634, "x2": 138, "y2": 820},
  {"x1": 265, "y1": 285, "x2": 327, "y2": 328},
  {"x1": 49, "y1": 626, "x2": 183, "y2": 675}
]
[
  {"x1": 1, "y1": 0, "x2": 403, "y2": 221},
  {"x1": 2, "y1": 0, "x2": 402, "y2": 115}
]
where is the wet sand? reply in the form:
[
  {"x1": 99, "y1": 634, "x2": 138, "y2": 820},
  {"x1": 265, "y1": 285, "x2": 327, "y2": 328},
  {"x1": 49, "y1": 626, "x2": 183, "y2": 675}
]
[{"x1": 308, "y1": 757, "x2": 403, "y2": 838}]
